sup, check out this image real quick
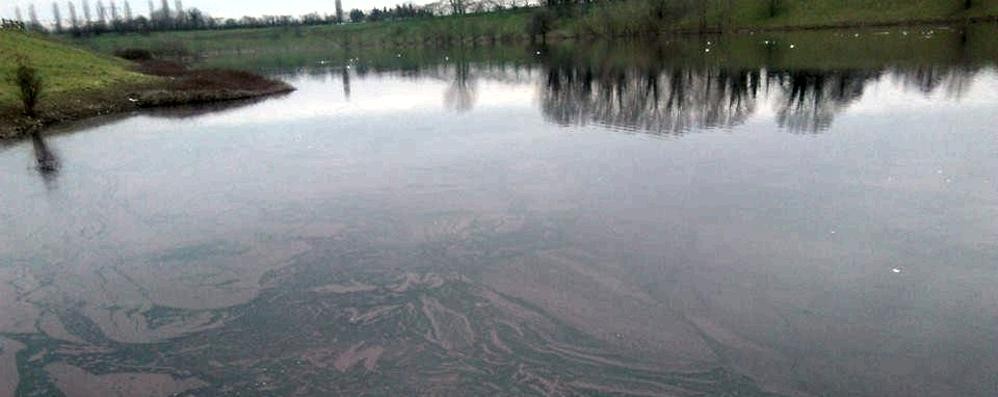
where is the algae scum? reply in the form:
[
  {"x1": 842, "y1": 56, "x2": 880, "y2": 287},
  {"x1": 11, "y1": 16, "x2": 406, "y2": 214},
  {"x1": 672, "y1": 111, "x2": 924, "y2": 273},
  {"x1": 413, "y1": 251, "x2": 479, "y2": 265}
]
[{"x1": 2, "y1": 26, "x2": 998, "y2": 396}]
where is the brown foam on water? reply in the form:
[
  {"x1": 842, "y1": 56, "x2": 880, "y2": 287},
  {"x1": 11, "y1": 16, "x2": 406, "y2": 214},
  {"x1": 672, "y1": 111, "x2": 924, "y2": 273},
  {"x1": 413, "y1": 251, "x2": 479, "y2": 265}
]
[
  {"x1": 45, "y1": 362, "x2": 207, "y2": 397},
  {"x1": 333, "y1": 342, "x2": 385, "y2": 372},
  {"x1": 0, "y1": 268, "x2": 42, "y2": 335},
  {"x1": 0, "y1": 337, "x2": 26, "y2": 397}
]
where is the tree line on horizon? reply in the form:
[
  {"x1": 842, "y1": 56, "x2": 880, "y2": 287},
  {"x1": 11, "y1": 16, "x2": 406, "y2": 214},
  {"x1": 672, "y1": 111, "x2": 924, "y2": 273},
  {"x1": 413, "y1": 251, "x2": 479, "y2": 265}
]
[
  {"x1": 8, "y1": 0, "x2": 524, "y2": 36},
  {"x1": 8, "y1": 0, "x2": 983, "y2": 39},
  {"x1": 12, "y1": 0, "x2": 216, "y2": 35}
]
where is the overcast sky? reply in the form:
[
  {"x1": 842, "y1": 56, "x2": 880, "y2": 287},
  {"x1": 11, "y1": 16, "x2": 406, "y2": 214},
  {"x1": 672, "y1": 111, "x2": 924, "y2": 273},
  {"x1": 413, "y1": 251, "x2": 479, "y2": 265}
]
[{"x1": 1, "y1": 0, "x2": 427, "y2": 22}]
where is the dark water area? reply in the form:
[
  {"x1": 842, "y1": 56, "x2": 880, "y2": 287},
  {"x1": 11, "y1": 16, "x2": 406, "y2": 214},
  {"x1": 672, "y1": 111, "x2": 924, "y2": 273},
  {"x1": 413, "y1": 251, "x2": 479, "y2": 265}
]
[{"x1": 1, "y1": 25, "x2": 997, "y2": 396}]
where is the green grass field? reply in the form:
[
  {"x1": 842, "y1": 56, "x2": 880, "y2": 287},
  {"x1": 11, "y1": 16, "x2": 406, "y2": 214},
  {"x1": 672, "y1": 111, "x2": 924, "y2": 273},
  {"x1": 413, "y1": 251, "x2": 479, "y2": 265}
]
[
  {"x1": 71, "y1": 9, "x2": 534, "y2": 56},
  {"x1": 0, "y1": 30, "x2": 152, "y2": 109}
]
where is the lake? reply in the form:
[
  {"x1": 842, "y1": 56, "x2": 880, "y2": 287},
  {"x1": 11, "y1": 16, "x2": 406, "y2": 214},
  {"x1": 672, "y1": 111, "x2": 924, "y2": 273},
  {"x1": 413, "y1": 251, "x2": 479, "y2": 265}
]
[{"x1": 1, "y1": 25, "x2": 997, "y2": 396}]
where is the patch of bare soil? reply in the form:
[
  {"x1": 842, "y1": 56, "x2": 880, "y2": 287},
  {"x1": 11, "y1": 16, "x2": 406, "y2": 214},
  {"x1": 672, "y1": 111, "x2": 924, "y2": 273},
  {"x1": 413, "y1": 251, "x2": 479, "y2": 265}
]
[
  {"x1": 124, "y1": 60, "x2": 293, "y2": 108},
  {"x1": 133, "y1": 59, "x2": 187, "y2": 76}
]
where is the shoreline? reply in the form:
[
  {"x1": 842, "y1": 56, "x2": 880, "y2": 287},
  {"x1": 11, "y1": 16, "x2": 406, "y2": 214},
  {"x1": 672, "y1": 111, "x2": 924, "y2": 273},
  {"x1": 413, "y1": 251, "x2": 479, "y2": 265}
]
[{"x1": 0, "y1": 60, "x2": 294, "y2": 140}]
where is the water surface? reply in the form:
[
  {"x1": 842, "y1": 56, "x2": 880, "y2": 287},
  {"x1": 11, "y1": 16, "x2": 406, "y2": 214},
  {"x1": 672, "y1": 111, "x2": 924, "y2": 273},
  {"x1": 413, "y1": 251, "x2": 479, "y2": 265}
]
[{"x1": 2, "y1": 26, "x2": 998, "y2": 396}]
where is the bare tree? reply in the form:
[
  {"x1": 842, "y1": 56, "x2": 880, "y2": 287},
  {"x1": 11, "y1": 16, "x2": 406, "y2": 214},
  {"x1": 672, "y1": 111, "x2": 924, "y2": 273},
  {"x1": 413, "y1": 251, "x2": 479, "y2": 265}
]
[
  {"x1": 111, "y1": 0, "x2": 120, "y2": 22},
  {"x1": 160, "y1": 0, "x2": 170, "y2": 19},
  {"x1": 82, "y1": 0, "x2": 92, "y2": 25},
  {"x1": 96, "y1": 0, "x2": 107, "y2": 26},
  {"x1": 123, "y1": 0, "x2": 132, "y2": 21},
  {"x1": 15, "y1": 6, "x2": 23, "y2": 22},
  {"x1": 335, "y1": 0, "x2": 344, "y2": 23},
  {"x1": 28, "y1": 4, "x2": 43, "y2": 31},
  {"x1": 174, "y1": 0, "x2": 185, "y2": 26},
  {"x1": 53, "y1": 2, "x2": 64, "y2": 33},
  {"x1": 68, "y1": 1, "x2": 79, "y2": 31},
  {"x1": 449, "y1": 0, "x2": 466, "y2": 15}
]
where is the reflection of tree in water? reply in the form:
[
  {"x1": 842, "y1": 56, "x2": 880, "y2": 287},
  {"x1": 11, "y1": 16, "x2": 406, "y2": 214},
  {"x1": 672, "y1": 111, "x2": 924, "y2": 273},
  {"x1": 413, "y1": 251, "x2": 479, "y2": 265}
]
[
  {"x1": 769, "y1": 65, "x2": 979, "y2": 133},
  {"x1": 541, "y1": 64, "x2": 761, "y2": 135},
  {"x1": 539, "y1": 54, "x2": 983, "y2": 135},
  {"x1": 768, "y1": 69, "x2": 879, "y2": 134},
  {"x1": 893, "y1": 26, "x2": 980, "y2": 99},
  {"x1": 341, "y1": 67, "x2": 352, "y2": 100},
  {"x1": 262, "y1": 40, "x2": 984, "y2": 135},
  {"x1": 30, "y1": 133, "x2": 60, "y2": 188},
  {"x1": 444, "y1": 61, "x2": 478, "y2": 113},
  {"x1": 892, "y1": 65, "x2": 978, "y2": 99}
]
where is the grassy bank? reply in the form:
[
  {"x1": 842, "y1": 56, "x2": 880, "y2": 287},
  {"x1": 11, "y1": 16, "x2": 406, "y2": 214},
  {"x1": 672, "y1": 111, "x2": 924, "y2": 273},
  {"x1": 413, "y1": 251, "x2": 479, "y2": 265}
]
[
  {"x1": 0, "y1": 31, "x2": 292, "y2": 139},
  {"x1": 70, "y1": 0, "x2": 998, "y2": 55},
  {"x1": 0, "y1": 31, "x2": 153, "y2": 110}
]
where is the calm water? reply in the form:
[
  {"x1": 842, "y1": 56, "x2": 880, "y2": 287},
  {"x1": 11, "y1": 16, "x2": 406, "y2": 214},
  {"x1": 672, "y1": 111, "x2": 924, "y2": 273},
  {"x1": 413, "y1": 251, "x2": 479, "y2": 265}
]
[{"x1": 2, "y1": 26, "x2": 998, "y2": 396}]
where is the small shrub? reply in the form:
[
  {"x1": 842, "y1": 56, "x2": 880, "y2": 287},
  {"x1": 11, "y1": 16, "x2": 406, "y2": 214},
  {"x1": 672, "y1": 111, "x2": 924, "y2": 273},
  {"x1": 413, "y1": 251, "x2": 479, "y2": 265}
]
[{"x1": 11, "y1": 57, "x2": 44, "y2": 117}]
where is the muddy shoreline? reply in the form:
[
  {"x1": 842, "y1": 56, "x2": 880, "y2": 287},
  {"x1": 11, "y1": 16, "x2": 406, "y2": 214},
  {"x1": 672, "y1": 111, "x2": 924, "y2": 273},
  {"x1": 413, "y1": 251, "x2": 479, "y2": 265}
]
[{"x1": 0, "y1": 60, "x2": 294, "y2": 140}]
